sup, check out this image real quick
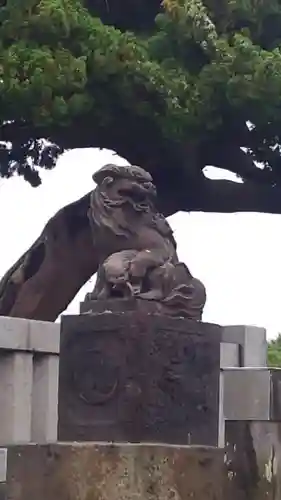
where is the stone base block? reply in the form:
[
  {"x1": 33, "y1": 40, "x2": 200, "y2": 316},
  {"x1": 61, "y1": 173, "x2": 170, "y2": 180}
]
[
  {"x1": 58, "y1": 301, "x2": 221, "y2": 445},
  {"x1": 2, "y1": 443, "x2": 224, "y2": 500},
  {"x1": 225, "y1": 421, "x2": 281, "y2": 500},
  {"x1": 223, "y1": 368, "x2": 281, "y2": 421}
]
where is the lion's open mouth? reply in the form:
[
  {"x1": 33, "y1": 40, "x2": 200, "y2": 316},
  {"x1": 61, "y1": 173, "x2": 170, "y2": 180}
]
[
  {"x1": 118, "y1": 188, "x2": 146, "y2": 204},
  {"x1": 118, "y1": 182, "x2": 156, "y2": 204}
]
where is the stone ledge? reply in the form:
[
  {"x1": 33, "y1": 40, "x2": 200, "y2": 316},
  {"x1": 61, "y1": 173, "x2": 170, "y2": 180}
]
[
  {"x1": 221, "y1": 325, "x2": 267, "y2": 367},
  {"x1": 0, "y1": 317, "x2": 60, "y2": 354},
  {"x1": 4, "y1": 443, "x2": 224, "y2": 500}
]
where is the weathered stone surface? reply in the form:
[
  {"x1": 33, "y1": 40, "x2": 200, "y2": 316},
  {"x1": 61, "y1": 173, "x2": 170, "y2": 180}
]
[
  {"x1": 220, "y1": 342, "x2": 240, "y2": 368},
  {"x1": 31, "y1": 354, "x2": 59, "y2": 443},
  {"x1": 0, "y1": 449, "x2": 7, "y2": 483},
  {"x1": 0, "y1": 318, "x2": 59, "y2": 445},
  {"x1": 0, "y1": 317, "x2": 60, "y2": 353},
  {"x1": 58, "y1": 304, "x2": 221, "y2": 445},
  {"x1": 0, "y1": 448, "x2": 6, "y2": 500},
  {"x1": 5, "y1": 443, "x2": 224, "y2": 500},
  {"x1": 86, "y1": 164, "x2": 206, "y2": 320},
  {"x1": 225, "y1": 421, "x2": 281, "y2": 500},
  {"x1": 0, "y1": 484, "x2": 6, "y2": 500},
  {"x1": 221, "y1": 325, "x2": 267, "y2": 367},
  {"x1": 270, "y1": 369, "x2": 281, "y2": 420},
  {"x1": 80, "y1": 297, "x2": 175, "y2": 315},
  {"x1": 0, "y1": 352, "x2": 33, "y2": 444},
  {"x1": 223, "y1": 368, "x2": 281, "y2": 421}
]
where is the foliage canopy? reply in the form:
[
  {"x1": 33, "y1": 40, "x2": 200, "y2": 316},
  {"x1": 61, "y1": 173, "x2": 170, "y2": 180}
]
[
  {"x1": 2, "y1": 0, "x2": 281, "y2": 212},
  {"x1": 268, "y1": 334, "x2": 281, "y2": 367}
]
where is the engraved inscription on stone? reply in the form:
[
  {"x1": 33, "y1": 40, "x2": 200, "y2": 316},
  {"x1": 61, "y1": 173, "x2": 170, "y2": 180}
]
[{"x1": 70, "y1": 343, "x2": 119, "y2": 406}]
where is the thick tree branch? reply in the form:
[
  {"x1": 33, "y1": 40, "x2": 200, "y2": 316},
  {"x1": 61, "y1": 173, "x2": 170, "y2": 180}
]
[
  {"x1": 179, "y1": 177, "x2": 281, "y2": 213},
  {"x1": 0, "y1": 193, "x2": 95, "y2": 321},
  {"x1": 201, "y1": 129, "x2": 272, "y2": 183}
]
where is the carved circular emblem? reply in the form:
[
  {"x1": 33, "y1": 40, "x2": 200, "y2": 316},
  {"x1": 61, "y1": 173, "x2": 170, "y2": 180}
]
[{"x1": 70, "y1": 346, "x2": 119, "y2": 406}]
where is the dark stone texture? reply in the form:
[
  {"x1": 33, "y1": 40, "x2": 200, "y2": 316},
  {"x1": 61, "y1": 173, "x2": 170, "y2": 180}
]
[
  {"x1": 80, "y1": 297, "x2": 171, "y2": 314},
  {"x1": 58, "y1": 301, "x2": 221, "y2": 445},
  {"x1": 225, "y1": 421, "x2": 281, "y2": 500},
  {"x1": 0, "y1": 484, "x2": 6, "y2": 500},
  {"x1": 222, "y1": 367, "x2": 281, "y2": 422},
  {"x1": 5, "y1": 443, "x2": 224, "y2": 500},
  {"x1": 270, "y1": 369, "x2": 281, "y2": 420},
  {"x1": 86, "y1": 164, "x2": 206, "y2": 321}
]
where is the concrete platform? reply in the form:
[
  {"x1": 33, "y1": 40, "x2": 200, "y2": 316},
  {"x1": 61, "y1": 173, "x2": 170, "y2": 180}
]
[{"x1": 1, "y1": 443, "x2": 224, "y2": 500}]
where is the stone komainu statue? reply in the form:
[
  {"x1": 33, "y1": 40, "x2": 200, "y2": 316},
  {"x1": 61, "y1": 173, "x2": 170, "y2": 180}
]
[{"x1": 86, "y1": 164, "x2": 206, "y2": 320}]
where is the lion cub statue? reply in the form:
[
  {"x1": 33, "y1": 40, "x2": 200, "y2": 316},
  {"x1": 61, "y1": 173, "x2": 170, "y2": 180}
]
[{"x1": 85, "y1": 163, "x2": 206, "y2": 320}]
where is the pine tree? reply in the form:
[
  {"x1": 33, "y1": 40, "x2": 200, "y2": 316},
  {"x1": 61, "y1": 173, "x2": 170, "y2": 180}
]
[{"x1": 2, "y1": 0, "x2": 281, "y2": 319}]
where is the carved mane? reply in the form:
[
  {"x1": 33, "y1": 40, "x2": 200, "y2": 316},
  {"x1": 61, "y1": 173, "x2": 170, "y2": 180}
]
[
  {"x1": 89, "y1": 186, "x2": 140, "y2": 238},
  {"x1": 88, "y1": 164, "x2": 177, "y2": 248}
]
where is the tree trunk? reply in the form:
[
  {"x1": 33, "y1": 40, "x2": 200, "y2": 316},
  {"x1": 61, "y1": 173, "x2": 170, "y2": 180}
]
[
  {"x1": 0, "y1": 194, "x2": 95, "y2": 321},
  {"x1": 1, "y1": 177, "x2": 281, "y2": 321}
]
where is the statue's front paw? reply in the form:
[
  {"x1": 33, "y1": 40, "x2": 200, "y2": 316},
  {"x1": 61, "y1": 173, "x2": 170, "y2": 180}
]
[
  {"x1": 138, "y1": 290, "x2": 163, "y2": 300},
  {"x1": 126, "y1": 282, "x2": 141, "y2": 296},
  {"x1": 96, "y1": 287, "x2": 110, "y2": 299}
]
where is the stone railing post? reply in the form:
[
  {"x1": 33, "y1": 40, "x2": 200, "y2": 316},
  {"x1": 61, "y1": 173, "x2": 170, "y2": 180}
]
[
  {"x1": 220, "y1": 324, "x2": 267, "y2": 368},
  {"x1": 0, "y1": 317, "x2": 60, "y2": 445}
]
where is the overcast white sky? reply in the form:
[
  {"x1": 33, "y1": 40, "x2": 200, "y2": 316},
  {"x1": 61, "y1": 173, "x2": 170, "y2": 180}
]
[{"x1": 0, "y1": 147, "x2": 280, "y2": 339}]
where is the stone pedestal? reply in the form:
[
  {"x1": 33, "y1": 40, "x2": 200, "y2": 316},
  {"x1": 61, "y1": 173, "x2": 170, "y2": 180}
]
[
  {"x1": 58, "y1": 299, "x2": 221, "y2": 445},
  {"x1": 2, "y1": 443, "x2": 224, "y2": 500}
]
